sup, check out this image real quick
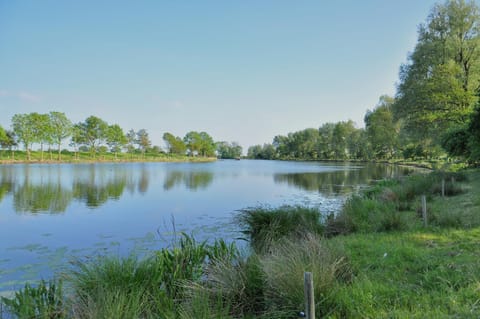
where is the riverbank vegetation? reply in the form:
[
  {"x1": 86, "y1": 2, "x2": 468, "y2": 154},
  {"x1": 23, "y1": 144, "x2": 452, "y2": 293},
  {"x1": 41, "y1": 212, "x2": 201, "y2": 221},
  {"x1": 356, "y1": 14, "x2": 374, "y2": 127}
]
[
  {"x1": 0, "y1": 113, "x2": 242, "y2": 163},
  {"x1": 248, "y1": 0, "x2": 480, "y2": 166},
  {"x1": 2, "y1": 168, "x2": 479, "y2": 318}
]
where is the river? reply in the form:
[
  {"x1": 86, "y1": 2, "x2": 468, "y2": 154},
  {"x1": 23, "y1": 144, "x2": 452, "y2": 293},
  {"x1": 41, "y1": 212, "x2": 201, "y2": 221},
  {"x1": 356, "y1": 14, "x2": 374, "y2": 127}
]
[{"x1": 0, "y1": 160, "x2": 414, "y2": 294}]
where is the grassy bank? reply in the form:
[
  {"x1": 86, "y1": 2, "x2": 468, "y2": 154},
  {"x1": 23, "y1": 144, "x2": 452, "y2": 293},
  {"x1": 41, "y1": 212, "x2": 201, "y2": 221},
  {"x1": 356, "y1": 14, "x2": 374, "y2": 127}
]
[
  {"x1": 1, "y1": 169, "x2": 479, "y2": 318},
  {"x1": 0, "y1": 150, "x2": 217, "y2": 164}
]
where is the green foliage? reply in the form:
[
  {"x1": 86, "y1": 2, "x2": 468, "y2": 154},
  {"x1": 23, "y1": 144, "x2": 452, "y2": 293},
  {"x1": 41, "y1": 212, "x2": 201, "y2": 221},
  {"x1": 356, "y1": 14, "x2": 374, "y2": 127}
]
[
  {"x1": 216, "y1": 141, "x2": 242, "y2": 159},
  {"x1": 49, "y1": 111, "x2": 73, "y2": 160},
  {"x1": 443, "y1": 105, "x2": 480, "y2": 164},
  {"x1": 136, "y1": 129, "x2": 151, "y2": 157},
  {"x1": 394, "y1": 0, "x2": 480, "y2": 150},
  {"x1": 75, "y1": 116, "x2": 109, "y2": 156},
  {"x1": 163, "y1": 132, "x2": 187, "y2": 155},
  {"x1": 184, "y1": 131, "x2": 216, "y2": 157},
  {"x1": 237, "y1": 205, "x2": 324, "y2": 253},
  {"x1": 105, "y1": 124, "x2": 127, "y2": 157},
  {"x1": 1, "y1": 279, "x2": 65, "y2": 319},
  {"x1": 247, "y1": 143, "x2": 277, "y2": 160},
  {"x1": 365, "y1": 95, "x2": 399, "y2": 159},
  {"x1": 11, "y1": 113, "x2": 38, "y2": 160}
]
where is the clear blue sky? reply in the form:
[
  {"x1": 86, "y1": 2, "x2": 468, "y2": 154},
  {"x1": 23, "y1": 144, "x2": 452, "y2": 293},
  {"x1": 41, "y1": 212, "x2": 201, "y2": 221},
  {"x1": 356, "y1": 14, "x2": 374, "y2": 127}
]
[{"x1": 0, "y1": 0, "x2": 440, "y2": 151}]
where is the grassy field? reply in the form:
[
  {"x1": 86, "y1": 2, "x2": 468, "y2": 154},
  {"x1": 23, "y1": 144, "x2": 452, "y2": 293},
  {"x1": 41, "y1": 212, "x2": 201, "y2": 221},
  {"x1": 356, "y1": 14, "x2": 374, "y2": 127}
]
[
  {"x1": 0, "y1": 150, "x2": 217, "y2": 164},
  {"x1": 1, "y1": 168, "x2": 479, "y2": 318}
]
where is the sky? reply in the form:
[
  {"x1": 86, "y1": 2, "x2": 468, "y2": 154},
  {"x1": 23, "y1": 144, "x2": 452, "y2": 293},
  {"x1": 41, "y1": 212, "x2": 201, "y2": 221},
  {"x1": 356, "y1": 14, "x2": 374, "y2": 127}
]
[{"x1": 0, "y1": 0, "x2": 441, "y2": 151}]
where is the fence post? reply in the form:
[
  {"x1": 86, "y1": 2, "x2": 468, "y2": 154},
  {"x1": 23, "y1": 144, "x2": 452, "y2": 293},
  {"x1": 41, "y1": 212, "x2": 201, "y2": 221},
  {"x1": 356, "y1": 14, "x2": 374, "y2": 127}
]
[
  {"x1": 421, "y1": 195, "x2": 427, "y2": 227},
  {"x1": 304, "y1": 272, "x2": 315, "y2": 319},
  {"x1": 442, "y1": 179, "x2": 445, "y2": 198}
]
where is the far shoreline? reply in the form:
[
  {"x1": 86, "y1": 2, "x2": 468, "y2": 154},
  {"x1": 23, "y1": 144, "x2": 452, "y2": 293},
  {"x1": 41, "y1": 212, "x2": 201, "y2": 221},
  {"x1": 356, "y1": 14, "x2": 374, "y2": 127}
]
[{"x1": 0, "y1": 156, "x2": 218, "y2": 165}]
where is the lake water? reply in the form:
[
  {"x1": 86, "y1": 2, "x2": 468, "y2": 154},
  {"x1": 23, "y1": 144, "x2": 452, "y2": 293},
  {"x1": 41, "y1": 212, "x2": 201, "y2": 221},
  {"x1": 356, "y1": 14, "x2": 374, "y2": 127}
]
[{"x1": 0, "y1": 160, "x2": 414, "y2": 294}]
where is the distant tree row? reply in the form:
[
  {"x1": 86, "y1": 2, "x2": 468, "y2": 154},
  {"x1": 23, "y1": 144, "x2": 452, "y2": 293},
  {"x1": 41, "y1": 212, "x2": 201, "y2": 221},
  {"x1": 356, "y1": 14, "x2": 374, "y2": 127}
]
[
  {"x1": 249, "y1": 0, "x2": 480, "y2": 164},
  {"x1": 0, "y1": 112, "x2": 242, "y2": 161},
  {"x1": 247, "y1": 96, "x2": 398, "y2": 161}
]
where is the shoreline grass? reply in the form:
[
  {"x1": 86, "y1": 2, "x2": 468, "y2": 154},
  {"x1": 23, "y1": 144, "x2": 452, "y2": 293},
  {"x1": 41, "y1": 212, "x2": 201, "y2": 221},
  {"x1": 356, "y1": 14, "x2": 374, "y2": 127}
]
[
  {"x1": 2, "y1": 168, "x2": 479, "y2": 318},
  {"x1": 0, "y1": 150, "x2": 217, "y2": 165}
]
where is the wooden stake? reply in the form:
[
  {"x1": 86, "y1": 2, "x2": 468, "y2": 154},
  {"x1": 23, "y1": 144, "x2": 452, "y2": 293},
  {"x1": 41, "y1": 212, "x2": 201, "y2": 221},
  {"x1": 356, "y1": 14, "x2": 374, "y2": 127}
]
[
  {"x1": 304, "y1": 272, "x2": 315, "y2": 319},
  {"x1": 422, "y1": 195, "x2": 427, "y2": 227}
]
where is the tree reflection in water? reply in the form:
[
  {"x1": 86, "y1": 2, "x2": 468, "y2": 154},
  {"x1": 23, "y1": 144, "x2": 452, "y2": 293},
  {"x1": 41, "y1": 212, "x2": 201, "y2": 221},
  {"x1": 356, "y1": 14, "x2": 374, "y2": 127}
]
[
  {"x1": 163, "y1": 170, "x2": 214, "y2": 191},
  {"x1": 274, "y1": 163, "x2": 415, "y2": 196}
]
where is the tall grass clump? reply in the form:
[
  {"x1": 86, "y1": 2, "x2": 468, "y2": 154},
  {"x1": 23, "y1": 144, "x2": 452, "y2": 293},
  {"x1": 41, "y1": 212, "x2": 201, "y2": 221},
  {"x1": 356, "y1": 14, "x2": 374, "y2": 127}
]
[
  {"x1": 1, "y1": 279, "x2": 65, "y2": 319},
  {"x1": 181, "y1": 234, "x2": 351, "y2": 319},
  {"x1": 68, "y1": 254, "x2": 172, "y2": 318},
  {"x1": 180, "y1": 254, "x2": 265, "y2": 318},
  {"x1": 237, "y1": 205, "x2": 324, "y2": 253},
  {"x1": 259, "y1": 233, "x2": 351, "y2": 318},
  {"x1": 328, "y1": 195, "x2": 413, "y2": 235},
  {"x1": 67, "y1": 234, "x2": 239, "y2": 318}
]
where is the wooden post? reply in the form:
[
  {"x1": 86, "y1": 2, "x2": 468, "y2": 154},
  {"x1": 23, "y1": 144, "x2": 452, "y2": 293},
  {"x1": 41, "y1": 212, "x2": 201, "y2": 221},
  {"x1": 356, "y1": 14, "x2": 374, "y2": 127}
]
[
  {"x1": 442, "y1": 179, "x2": 445, "y2": 198},
  {"x1": 421, "y1": 195, "x2": 427, "y2": 227},
  {"x1": 304, "y1": 272, "x2": 315, "y2": 319}
]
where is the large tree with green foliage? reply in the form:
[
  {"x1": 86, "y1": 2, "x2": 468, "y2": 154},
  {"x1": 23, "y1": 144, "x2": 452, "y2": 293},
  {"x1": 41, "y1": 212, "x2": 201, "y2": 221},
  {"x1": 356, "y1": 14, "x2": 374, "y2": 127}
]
[
  {"x1": 163, "y1": 132, "x2": 187, "y2": 155},
  {"x1": 30, "y1": 113, "x2": 51, "y2": 161},
  {"x1": 0, "y1": 126, "x2": 7, "y2": 149},
  {"x1": 442, "y1": 104, "x2": 480, "y2": 163},
  {"x1": 331, "y1": 120, "x2": 357, "y2": 160},
  {"x1": 216, "y1": 141, "x2": 242, "y2": 159},
  {"x1": 49, "y1": 111, "x2": 72, "y2": 160},
  {"x1": 125, "y1": 129, "x2": 137, "y2": 156},
  {"x1": 76, "y1": 116, "x2": 109, "y2": 157},
  {"x1": 184, "y1": 131, "x2": 216, "y2": 157},
  {"x1": 106, "y1": 124, "x2": 127, "y2": 159},
  {"x1": 136, "y1": 129, "x2": 151, "y2": 158},
  {"x1": 394, "y1": 0, "x2": 480, "y2": 149},
  {"x1": 11, "y1": 113, "x2": 38, "y2": 161},
  {"x1": 365, "y1": 96, "x2": 399, "y2": 159}
]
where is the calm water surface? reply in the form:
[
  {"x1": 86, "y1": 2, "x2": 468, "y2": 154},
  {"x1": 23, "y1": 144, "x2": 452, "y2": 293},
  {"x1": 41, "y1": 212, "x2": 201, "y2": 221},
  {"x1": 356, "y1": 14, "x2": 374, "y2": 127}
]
[{"x1": 0, "y1": 160, "x2": 414, "y2": 293}]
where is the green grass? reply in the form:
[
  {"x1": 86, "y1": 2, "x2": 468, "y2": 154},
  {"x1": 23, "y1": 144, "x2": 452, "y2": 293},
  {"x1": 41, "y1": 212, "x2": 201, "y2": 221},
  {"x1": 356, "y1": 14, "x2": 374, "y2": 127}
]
[
  {"x1": 328, "y1": 229, "x2": 480, "y2": 318},
  {"x1": 0, "y1": 279, "x2": 65, "y2": 319},
  {"x1": 0, "y1": 149, "x2": 216, "y2": 164}
]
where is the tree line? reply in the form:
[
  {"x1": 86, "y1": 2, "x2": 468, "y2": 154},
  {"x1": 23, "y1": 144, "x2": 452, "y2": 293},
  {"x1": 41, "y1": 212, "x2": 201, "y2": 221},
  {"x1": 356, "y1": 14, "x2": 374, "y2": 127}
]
[
  {"x1": 0, "y1": 112, "x2": 242, "y2": 161},
  {"x1": 248, "y1": 0, "x2": 480, "y2": 164}
]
